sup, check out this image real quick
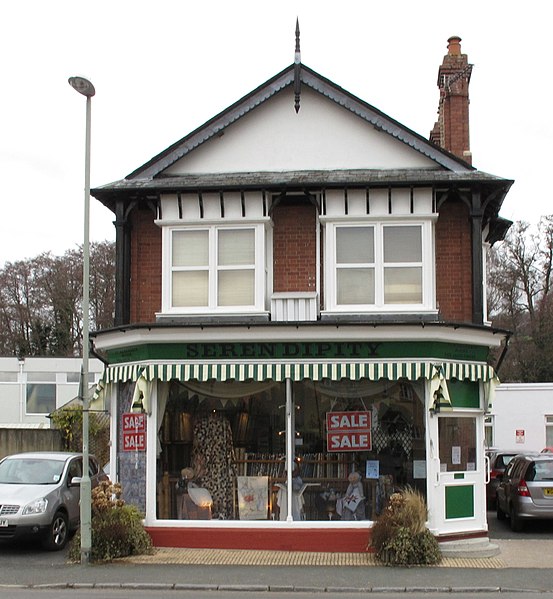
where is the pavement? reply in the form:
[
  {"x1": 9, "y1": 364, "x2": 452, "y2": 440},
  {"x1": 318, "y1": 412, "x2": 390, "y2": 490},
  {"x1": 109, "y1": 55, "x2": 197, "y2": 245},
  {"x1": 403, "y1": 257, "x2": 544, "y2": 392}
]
[{"x1": 1, "y1": 538, "x2": 553, "y2": 593}]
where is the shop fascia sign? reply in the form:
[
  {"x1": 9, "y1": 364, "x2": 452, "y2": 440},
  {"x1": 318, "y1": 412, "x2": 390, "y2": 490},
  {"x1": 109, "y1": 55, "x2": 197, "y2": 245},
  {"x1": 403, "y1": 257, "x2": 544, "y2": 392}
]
[
  {"x1": 122, "y1": 412, "x2": 146, "y2": 451},
  {"x1": 326, "y1": 411, "x2": 372, "y2": 452},
  {"x1": 107, "y1": 340, "x2": 489, "y2": 362}
]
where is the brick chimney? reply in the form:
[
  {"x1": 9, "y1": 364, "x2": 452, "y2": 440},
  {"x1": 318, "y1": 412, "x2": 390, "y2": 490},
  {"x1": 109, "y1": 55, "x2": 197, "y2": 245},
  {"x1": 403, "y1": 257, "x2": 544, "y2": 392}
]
[{"x1": 430, "y1": 36, "x2": 473, "y2": 164}]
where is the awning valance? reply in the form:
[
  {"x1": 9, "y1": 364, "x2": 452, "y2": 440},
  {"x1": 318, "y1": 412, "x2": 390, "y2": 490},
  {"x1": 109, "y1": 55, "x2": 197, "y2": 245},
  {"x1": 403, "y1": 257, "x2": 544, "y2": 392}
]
[{"x1": 104, "y1": 360, "x2": 495, "y2": 384}]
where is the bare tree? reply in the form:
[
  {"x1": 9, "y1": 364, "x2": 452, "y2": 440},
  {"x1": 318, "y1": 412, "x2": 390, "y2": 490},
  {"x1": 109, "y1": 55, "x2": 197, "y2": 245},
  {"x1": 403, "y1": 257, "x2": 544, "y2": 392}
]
[
  {"x1": 0, "y1": 242, "x2": 115, "y2": 357},
  {"x1": 89, "y1": 241, "x2": 116, "y2": 332},
  {"x1": 488, "y1": 217, "x2": 553, "y2": 382}
]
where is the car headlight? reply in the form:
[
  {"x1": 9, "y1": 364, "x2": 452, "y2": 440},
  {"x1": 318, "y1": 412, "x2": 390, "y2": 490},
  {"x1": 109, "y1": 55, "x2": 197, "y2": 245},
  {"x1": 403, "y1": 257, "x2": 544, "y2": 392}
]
[{"x1": 22, "y1": 498, "x2": 48, "y2": 515}]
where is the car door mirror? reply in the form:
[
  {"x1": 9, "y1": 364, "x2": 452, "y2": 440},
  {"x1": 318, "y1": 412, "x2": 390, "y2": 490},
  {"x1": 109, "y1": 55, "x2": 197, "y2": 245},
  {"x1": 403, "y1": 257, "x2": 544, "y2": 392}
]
[{"x1": 69, "y1": 476, "x2": 82, "y2": 487}]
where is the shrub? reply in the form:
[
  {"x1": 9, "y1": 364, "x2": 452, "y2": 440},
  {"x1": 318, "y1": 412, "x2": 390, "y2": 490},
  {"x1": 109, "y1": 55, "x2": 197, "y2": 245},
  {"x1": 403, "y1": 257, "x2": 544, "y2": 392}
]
[
  {"x1": 69, "y1": 480, "x2": 153, "y2": 563},
  {"x1": 371, "y1": 487, "x2": 441, "y2": 566}
]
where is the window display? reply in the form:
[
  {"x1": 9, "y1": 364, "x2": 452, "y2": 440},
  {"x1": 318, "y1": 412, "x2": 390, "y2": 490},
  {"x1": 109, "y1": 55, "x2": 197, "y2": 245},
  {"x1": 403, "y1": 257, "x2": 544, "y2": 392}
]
[{"x1": 156, "y1": 378, "x2": 426, "y2": 521}]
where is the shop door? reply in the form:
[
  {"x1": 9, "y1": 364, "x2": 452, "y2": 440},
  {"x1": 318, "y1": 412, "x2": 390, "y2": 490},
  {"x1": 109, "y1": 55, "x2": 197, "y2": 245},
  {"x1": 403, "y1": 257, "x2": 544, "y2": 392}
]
[{"x1": 432, "y1": 414, "x2": 486, "y2": 535}]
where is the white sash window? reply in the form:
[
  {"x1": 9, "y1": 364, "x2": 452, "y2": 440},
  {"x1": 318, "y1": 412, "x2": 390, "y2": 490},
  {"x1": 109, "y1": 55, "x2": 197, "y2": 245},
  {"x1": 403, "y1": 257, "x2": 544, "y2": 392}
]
[
  {"x1": 163, "y1": 224, "x2": 265, "y2": 314},
  {"x1": 325, "y1": 220, "x2": 434, "y2": 313}
]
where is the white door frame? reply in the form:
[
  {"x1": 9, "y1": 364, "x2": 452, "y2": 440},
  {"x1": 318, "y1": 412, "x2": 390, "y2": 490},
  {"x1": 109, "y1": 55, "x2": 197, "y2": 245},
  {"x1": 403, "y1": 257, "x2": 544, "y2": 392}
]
[{"x1": 426, "y1": 400, "x2": 487, "y2": 535}]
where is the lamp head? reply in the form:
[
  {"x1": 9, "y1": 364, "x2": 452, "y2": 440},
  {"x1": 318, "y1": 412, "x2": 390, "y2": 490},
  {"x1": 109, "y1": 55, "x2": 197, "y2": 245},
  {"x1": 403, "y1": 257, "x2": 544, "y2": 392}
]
[{"x1": 68, "y1": 76, "x2": 95, "y2": 98}]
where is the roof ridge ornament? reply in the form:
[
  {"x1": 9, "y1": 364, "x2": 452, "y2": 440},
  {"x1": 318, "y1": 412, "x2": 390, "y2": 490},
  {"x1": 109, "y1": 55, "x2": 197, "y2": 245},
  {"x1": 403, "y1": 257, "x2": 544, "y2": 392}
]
[{"x1": 294, "y1": 18, "x2": 301, "y2": 113}]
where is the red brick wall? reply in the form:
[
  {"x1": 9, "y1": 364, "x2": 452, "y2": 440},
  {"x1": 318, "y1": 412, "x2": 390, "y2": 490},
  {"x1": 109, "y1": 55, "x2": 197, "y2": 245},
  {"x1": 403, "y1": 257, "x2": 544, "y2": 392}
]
[
  {"x1": 125, "y1": 198, "x2": 474, "y2": 323},
  {"x1": 435, "y1": 200, "x2": 473, "y2": 322},
  {"x1": 272, "y1": 202, "x2": 317, "y2": 292},
  {"x1": 129, "y1": 208, "x2": 162, "y2": 323}
]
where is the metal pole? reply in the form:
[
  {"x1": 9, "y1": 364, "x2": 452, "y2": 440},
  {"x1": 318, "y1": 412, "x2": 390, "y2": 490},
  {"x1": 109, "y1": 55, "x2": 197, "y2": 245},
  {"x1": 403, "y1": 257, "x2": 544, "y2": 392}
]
[
  {"x1": 80, "y1": 92, "x2": 92, "y2": 565},
  {"x1": 285, "y1": 378, "x2": 293, "y2": 522}
]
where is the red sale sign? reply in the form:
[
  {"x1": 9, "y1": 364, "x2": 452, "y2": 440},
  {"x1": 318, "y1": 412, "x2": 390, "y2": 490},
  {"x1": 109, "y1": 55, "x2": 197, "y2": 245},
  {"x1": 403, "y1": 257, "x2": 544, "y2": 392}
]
[
  {"x1": 326, "y1": 411, "x2": 372, "y2": 452},
  {"x1": 122, "y1": 412, "x2": 146, "y2": 452},
  {"x1": 122, "y1": 412, "x2": 146, "y2": 432}
]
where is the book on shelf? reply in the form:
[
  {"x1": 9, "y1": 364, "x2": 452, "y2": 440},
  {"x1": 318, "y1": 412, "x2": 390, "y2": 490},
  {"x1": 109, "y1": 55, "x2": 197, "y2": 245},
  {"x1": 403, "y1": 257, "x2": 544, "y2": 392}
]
[{"x1": 232, "y1": 452, "x2": 354, "y2": 481}]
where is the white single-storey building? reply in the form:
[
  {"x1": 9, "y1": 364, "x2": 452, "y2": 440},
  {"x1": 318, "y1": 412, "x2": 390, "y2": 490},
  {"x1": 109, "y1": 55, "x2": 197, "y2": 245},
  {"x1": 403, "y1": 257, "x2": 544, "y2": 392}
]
[
  {"x1": 0, "y1": 357, "x2": 104, "y2": 427},
  {"x1": 489, "y1": 384, "x2": 553, "y2": 452}
]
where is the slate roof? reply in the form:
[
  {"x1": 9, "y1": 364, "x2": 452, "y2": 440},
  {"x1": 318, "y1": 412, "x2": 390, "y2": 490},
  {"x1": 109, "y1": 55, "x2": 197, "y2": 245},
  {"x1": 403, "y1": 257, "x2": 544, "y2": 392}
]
[
  {"x1": 93, "y1": 168, "x2": 512, "y2": 197},
  {"x1": 91, "y1": 62, "x2": 513, "y2": 227}
]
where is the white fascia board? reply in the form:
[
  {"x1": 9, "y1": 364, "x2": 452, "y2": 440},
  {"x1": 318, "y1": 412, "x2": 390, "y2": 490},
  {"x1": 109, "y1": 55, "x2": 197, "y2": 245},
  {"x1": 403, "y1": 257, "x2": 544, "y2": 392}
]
[{"x1": 92, "y1": 323, "x2": 505, "y2": 353}]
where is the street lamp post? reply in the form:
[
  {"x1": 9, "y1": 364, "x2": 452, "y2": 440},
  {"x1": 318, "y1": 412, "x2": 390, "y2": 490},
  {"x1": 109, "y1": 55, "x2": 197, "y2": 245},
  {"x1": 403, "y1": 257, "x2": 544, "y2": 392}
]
[{"x1": 68, "y1": 75, "x2": 95, "y2": 565}]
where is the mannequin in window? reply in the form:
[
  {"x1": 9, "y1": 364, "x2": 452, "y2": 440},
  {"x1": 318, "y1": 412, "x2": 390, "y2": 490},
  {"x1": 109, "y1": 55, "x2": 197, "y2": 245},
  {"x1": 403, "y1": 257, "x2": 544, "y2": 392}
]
[{"x1": 337, "y1": 471, "x2": 365, "y2": 520}]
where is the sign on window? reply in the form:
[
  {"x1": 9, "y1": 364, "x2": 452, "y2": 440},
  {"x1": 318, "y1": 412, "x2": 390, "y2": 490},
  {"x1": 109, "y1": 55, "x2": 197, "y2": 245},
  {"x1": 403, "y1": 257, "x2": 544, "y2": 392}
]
[
  {"x1": 326, "y1": 411, "x2": 371, "y2": 452},
  {"x1": 122, "y1": 412, "x2": 146, "y2": 451}
]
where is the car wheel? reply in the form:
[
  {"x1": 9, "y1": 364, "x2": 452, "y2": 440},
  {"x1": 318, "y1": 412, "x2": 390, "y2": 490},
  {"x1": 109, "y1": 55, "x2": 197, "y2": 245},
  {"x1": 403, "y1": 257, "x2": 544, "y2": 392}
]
[
  {"x1": 509, "y1": 505, "x2": 524, "y2": 532},
  {"x1": 43, "y1": 510, "x2": 69, "y2": 551},
  {"x1": 496, "y1": 499, "x2": 506, "y2": 521}
]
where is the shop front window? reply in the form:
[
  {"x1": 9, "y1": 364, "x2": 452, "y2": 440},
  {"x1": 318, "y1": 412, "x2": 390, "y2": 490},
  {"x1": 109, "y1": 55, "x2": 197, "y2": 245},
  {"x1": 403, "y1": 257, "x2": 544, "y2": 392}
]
[{"x1": 156, "y1": 377, "x2": 427, "y2": 523}]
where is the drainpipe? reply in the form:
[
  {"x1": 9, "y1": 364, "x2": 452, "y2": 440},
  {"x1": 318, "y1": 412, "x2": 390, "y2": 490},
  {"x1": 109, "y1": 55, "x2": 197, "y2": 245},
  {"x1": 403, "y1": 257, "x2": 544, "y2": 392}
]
[
  {"x1": 18, "y1": 358, "x2": 25, "y2": 423},
  {"x1": 315, "y1": 210, "x2": 320, "y2": 310}
]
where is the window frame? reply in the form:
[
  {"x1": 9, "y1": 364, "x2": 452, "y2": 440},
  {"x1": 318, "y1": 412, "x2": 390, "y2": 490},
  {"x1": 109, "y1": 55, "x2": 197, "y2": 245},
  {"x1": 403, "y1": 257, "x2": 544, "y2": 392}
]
[
  {"x1": 162, "y1": 223, "x2": 267, "y2": 314},
  {"x1": 25, "y1": 382, "x2": 57, "y2": 415},
  {"x1": 323, "y1": 218, "x2": 435, "y2": 313},
  {"x1": 545, "y1": 415, "x2": 553, "y2": 447}
]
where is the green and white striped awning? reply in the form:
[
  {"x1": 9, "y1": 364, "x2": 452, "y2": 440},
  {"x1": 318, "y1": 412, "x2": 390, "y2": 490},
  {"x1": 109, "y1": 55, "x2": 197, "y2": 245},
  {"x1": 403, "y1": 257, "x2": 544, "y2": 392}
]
[{"x1": 103, "y1": 360, "x2": 495, "y2": 384}]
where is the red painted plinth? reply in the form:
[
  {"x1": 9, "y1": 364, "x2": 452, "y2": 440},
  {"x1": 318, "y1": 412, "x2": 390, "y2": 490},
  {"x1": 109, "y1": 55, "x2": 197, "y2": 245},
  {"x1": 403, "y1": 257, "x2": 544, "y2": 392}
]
[{"x1": 145, "y1": 526, "x2": 373, "y2": 553}]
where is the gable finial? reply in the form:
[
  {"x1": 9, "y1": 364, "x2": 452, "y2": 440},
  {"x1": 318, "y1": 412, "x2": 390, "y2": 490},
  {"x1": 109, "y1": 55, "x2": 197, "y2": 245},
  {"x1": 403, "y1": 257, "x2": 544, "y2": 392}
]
[{"x1": 294, "y1": 18, "x2": 301, "y2": 113}]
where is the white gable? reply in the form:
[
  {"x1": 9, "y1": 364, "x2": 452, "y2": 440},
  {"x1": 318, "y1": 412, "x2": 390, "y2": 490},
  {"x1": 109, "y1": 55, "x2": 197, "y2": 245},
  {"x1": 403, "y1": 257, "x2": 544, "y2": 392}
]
[{"x1": 163, "y1": 87, "x2": 437, "y2": 175}]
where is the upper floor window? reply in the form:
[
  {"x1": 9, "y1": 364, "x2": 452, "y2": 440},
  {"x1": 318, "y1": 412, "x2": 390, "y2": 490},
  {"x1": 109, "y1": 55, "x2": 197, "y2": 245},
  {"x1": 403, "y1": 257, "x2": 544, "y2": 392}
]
[
  {"x1": 325, "y1": 221, "x2": 434, "y2": 312},
  {"x1": 163, "y1": 224, "x2": 266, "y2": 313}
]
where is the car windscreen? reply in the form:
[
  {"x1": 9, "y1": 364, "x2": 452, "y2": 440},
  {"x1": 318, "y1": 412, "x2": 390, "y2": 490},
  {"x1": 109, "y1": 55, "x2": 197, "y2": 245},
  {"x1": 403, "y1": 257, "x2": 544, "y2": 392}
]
[
  {"x1": 527, "y1": 461, "x2": 553, "y2": 482},
  {"x1": 0, "y1": 458, "x2": 65, "y2": 484}
]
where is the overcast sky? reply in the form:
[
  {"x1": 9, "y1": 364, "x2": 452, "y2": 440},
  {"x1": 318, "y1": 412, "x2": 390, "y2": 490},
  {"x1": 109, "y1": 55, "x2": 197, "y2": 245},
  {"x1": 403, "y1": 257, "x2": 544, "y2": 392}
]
[{"x1": 0, "y1": 0, "x2": 549, "y2": 265}]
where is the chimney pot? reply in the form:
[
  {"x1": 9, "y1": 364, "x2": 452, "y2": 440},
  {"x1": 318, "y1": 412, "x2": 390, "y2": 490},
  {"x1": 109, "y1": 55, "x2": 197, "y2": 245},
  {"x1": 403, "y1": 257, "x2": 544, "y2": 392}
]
[{"x1": 447, "y1": 36, "x2": 462, "y2": 56}]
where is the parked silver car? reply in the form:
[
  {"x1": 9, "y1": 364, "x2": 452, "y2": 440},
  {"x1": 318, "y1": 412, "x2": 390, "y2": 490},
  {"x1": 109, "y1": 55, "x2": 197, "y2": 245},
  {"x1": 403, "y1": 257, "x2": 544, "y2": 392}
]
[
  {"x1": 0, "y1": 452, "x2": 107, "y2": 550},
  {"x1": 496, "y1": 453, "x2": 553, "y2": 531},
  {"x1": 485, "y1": 449, "x2": 520, "y2": 508}
]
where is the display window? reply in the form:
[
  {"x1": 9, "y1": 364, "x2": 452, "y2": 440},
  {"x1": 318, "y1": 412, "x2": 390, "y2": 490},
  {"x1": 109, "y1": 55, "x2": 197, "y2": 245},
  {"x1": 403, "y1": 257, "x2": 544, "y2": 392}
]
[{"x1": 156, "y1": 378, "x2": 427, "y2": 522}]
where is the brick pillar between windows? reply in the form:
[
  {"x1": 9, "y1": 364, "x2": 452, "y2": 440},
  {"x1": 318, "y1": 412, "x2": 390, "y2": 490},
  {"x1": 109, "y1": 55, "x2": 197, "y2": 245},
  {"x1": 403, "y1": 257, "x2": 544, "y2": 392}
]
[{"x1": 272, "y1": 201, "x2": 317, "y2": 292}]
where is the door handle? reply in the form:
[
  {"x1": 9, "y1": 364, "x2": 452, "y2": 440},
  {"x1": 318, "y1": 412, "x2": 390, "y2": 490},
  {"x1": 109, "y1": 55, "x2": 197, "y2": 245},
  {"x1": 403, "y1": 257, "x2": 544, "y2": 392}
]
[{"x1": 485, "y1": 455, "x2": 490, "y2": 484}]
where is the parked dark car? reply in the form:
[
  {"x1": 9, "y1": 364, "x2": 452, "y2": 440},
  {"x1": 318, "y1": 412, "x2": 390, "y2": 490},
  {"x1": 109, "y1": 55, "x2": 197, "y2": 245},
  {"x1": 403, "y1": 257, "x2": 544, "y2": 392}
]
[
  {"x1": 0, "y1": 452, "x2": 107, "y2": 550},
  {"x1": 486, "y1": 450, "x2": 520, "y2": 508},
  {"x1": 496, "y1": 453, "x2": 553, "y2": 531}
]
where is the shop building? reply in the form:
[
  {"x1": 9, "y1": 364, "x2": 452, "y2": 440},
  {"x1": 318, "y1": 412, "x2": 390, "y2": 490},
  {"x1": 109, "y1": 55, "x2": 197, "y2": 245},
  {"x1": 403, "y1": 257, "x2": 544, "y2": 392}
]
[{"x1": 90, "y1": 35, "x2": 513, "y2": 551}]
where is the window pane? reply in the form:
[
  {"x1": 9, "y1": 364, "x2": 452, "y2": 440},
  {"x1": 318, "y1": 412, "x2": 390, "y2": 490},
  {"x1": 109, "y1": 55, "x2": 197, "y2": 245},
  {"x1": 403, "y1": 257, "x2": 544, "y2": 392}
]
[
  {"x1": 337, "y1": 268, "x2": 375, "y2": 304},
  {"x1": 26, "y1": 384, "x2": 56, "y2": 414},
  {"x1": 438, "y1": 416, "x2": 477, "y2": 472},
  {"x1": 172, "y1": 230, "x2": 208, "y2": 267},
  {"x1": 218, "y1": 270, "x2": 254, "y2": 305},
  {"x1": 27, "y1": 372, "x2": 56, "y2": 382},
  {"x1": 383, "y1": 226, "x2": 422, "y2": 263},
  {"x1": 546, "y1": 422, "x2": 553, "y2": 447},
  {"x1": 0, "y1": 372, "x2": 17, "y2": 382},
  {"x1": 384, "y1": 267, "x2": 422, "y2": 303},
  {"x1": 172, "y1": 271, "x2": 208, "y2": 306},
  {"x1": 218, "y1": 229, "x2": 255, "y2": 266},
  {"x1": 336, "y1": 227, "x2": 374, "y2": 264}
]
